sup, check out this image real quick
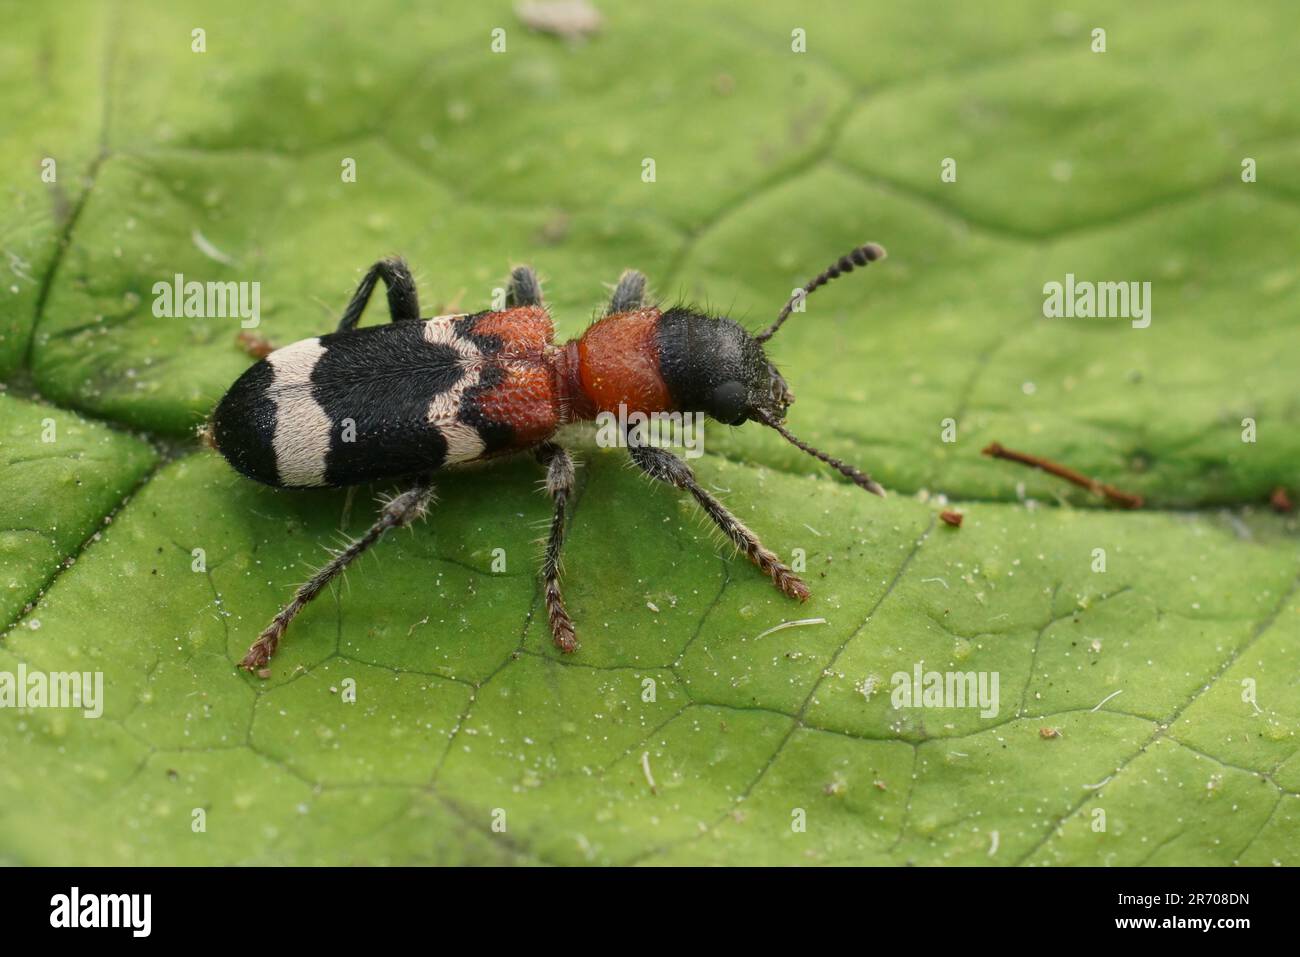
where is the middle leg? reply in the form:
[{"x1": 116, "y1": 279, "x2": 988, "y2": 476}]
[
  {"x1": 507, "y1": 265, "x2": 545, "y2": 308},
  {"x1": 536, "y1": 442, "x2": 577, "y2": 652}
]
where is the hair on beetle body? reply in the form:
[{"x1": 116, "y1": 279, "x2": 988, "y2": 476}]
[{"x1": 207, "y1": 246, "x2": 887, "y2": 673}]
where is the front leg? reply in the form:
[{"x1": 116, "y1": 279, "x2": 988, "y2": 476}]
[
  {"x1": 605, "y1": 269, "x2": 647, "y2": 315},
  {"x1": 536, "y1": 443, "x2": 577, "y2": 652},
  {"x1": 627, "y1": 441, "x2": 809, "y2": 601}
]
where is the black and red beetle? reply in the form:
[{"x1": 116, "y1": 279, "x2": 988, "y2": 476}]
[{"x1": 205, "y1": 244, "x2": 887, "y2": 672}]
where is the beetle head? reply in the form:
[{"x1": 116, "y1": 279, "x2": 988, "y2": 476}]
[{"x1": 654, "y1": 242, "x2": 888, "y2": 496}]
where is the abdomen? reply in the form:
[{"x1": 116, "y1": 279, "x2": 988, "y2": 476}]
[{"x1": 209, "y1": 309, "x2": 561, "y2": 488}]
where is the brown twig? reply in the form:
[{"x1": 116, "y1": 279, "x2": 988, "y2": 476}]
[{"x1": 982, "y1": 441, "x2": 1144, "y2": 509}]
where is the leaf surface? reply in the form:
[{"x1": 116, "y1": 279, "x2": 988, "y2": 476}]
[{"x1": 1, "y1": 0, "x2": 1297, "y2": 865}]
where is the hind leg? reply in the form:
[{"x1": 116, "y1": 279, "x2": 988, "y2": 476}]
[
  {"x1": 239, "y1": 480, "x2": 435, "y2": 673},
  {"x1": 337, "y1": 256, "x2": 421, "y2": 332}
]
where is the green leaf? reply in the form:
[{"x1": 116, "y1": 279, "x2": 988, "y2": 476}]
[
  {"x1": 0, "y1": 394, "x2": 156, "y2": 627},
  {"x1": 1, "y1": 0, "x2": 1297, "y2": 865}
]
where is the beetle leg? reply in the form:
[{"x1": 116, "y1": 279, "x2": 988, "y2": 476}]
[
  {"x1": 605, "y1": 269, "x2": 647, "y2": 315},
  {"x1": 536, "y1": 442, "x2": 577, "y2": 652},
  {"x1": 239, "y1": 479, "x2": 435, "y2": 673},
  {"x1": 337, "y1": 256, "x2": 421, "y2": 332},
  {"x1": 627, "y1": 441, "x2": 809, "y2": 601},
  {"x1": 507, "y1": 265, "x2": 544, "y2": 308}
]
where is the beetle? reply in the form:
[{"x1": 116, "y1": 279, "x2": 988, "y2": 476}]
[{"x1": 205, "y1": 244, "x2": 887, "y2": 673}]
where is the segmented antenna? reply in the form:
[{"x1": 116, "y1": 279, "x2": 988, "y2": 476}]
[
  {"x1": 757, "y1": 412, "x2": 886, "y2": 498},
  {"x1": 754, "y1": 242, "x2": 886, "y2": 343}
]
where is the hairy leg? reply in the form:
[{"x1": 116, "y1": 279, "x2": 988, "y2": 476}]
[
  {"x1": 240, "y1": 480, "x2": 435, "y2": 672},
  {"x1": 337, "y1": 256, "x2": 421, "y2": 332},
  {"x1": 535, "y1": 443, "x2": 577, "y2": 652},
  {"x1": 507, "y1": 265, "x2": 544, "y2": 308},
  {"x1": 628, "y1": 442, "x2": 808, "y2": 600},
  {"x1": 605, "y1": 269, "x2": 647, "y2": 315}
]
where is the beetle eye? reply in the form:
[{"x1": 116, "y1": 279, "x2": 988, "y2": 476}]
[{"x1": 710, "y1": 380, "x2": 748, "y2": 425}]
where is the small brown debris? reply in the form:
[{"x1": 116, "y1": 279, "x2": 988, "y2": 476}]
[
  {"x1": 1039, "y1": 727, "x2": 1061, "y2": 739},
  {"x1": 982, "y1": 441, "x2": 1143, "y2": 508},
  {"x1": 1270, "y1": 487, "x2": 1293, "y2": 513},
  {"x1": 236, "y1": 330, "x2": 275, "y2": 359},
  {"x1": 939, "y1": 509, "x2": 963, "y2": 527},
  {"x1": 537, "y1": 210, "x2": 571, "y2": 245}
]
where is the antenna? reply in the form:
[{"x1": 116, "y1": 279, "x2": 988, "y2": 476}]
[
  {"x1": 756, "y1": 411, "x2": 886, "y2": 497},
  {"x1": 755, "y1": 242, "x2": 886, "y2": 343}
]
